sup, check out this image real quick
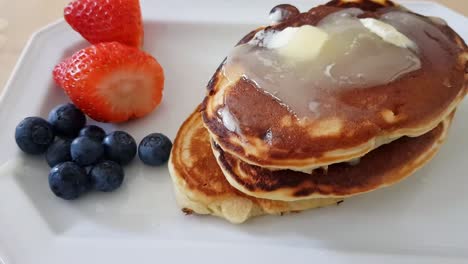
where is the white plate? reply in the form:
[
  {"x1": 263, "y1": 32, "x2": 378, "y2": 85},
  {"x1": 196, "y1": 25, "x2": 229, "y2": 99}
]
[{"x1": 0, "y1": 1, "x2": 467, "y2": 263}]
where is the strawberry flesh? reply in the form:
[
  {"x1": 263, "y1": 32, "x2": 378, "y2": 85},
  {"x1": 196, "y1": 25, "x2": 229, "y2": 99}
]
[{"x1": 53, "y1": 42, "x2": 164, "y2": 123}]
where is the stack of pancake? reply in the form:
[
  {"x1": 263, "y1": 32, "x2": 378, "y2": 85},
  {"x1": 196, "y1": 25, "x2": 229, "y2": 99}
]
[{"x1": 169, "y1": 0, "x2": 467, "y2": 224}]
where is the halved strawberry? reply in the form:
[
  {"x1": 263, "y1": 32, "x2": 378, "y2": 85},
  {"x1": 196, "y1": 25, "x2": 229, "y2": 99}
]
[
  {"x1": 53, "y1": 42, "x2": 164, "y2": 123},
  {"x1": 64, "y1": 0, "x2": 143, "y2": 48}
]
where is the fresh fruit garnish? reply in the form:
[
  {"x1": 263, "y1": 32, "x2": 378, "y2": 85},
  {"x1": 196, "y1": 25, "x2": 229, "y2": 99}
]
[
  {"x1": 138, "y1": 133, "x2": 172, "y2": 166},
  {"x1": 15, "y1": 102, "x2": 146, "y2": 200},
  {"x1": 89, "y1": 160, "x2": 124, "y2": 192},
  {"x1": 71, "y1": 136, "x2": 104, "y2": 166},
  {"x1": 15, "y1": 117, "x2": 55, "y2": 155},
  {"x1": 48, "y1": 103, "x2": 86, "y2": 138},
  {"x1": 53, "y1": 42, "x2": 164, "y2": 123},
  {"x1": 79, "y1": 125, "x2": 106, "y2": 142},
  {"x1": 64, "y1": 0, "x2": 143, "y2": 48},
  {"x1": 46, "y1": 139, "x2": 72, "y2": 168},
  {"x1": 103, "y1": 131, "x2": 137, "y2": 165},
  {"x1": 49, "y1": 161, "x2": 90, "y2": 200}
]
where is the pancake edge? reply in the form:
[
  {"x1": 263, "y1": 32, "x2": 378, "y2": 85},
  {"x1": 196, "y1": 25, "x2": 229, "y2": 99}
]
[
  {"x1": 213, "y1": 112, "x2": 454, "y2": 201},
  {"x1": 168, "y1": 108, "x2": 342, "y2": 223}
]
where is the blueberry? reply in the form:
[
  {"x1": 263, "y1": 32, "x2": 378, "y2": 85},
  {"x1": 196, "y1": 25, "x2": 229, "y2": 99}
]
[
  {"x1": 138, "y1": 133, "x2": 172, "y2": 166},
  {"x1": 103, "y1": 131, "x2": 137, "y2": 165},
  {"x1": 48, "y1": 162, "x2": 90, "y2": 200},
  {"x1": 45, "y1": 139, "x2": 72, "y2": 167},
  {"x1": 79, "y1": 125, "x2": 106, "y2": 141},
  {"x1": 71, "y1": 136, "x2": 104, "y2": 166},
  {"x1": 89, "y1": 160, "x2": 124, "y2": 192},
  {"x1": 15, "y1": 117, "x2": 55, "y2": 155},
  {"x1": 48, "y1": 103, "x2": 86, "y2": 138}
]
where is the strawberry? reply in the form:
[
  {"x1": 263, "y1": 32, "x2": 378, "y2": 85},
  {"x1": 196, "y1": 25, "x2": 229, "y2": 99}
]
[
  {"x1": 64, "y1": 0, "x2": 143, "y2": 48},
  {"x1": 53, "y1": 42, "x2": 164, "y2": 123}
]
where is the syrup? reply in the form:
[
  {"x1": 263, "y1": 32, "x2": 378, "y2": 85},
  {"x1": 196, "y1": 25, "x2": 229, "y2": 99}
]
[{"x1": 223, "y1": 8, "x2": 422, "y2": 117}]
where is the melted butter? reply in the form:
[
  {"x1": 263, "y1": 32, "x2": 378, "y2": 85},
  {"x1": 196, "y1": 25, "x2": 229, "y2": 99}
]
[
  {"x1": 222, "y1": 8, "x2": 422, "y2": 118},
  {"x1": 218, "y1": 107, "x2": 240, "y2": 133}
]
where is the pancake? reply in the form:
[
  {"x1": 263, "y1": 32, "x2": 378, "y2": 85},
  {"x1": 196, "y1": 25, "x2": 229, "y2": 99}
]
[
  {"x1": 213, "y1": 112, "x2": 454, "y2": 201},
  {"x1": 202, "y1": 0, "x2": 467, "y2": 172},
  {"x1": 169, "y1": 107, "x2": 342, "y2": 224}
]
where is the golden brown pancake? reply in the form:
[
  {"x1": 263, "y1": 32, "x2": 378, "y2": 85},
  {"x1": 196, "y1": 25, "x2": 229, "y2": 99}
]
[
  {"x1": 202, "y1": 0, "x2": 467, "y2": 172},
  {"x1": 168, "y1": 107, "x2": 341, "y2": 224},
  {"x1": 213, "y1": 112, "x2": 454, "y2": 201}
]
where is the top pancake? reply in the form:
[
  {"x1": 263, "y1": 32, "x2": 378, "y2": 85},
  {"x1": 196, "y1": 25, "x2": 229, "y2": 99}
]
[{"x1": 202, "y1": 0, "x2": 467, "y2": 172}]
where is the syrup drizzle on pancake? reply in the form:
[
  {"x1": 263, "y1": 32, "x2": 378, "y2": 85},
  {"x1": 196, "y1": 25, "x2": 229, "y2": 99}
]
[{"x1": 223, "y1": 8, "x2": 423, "y2": 118}]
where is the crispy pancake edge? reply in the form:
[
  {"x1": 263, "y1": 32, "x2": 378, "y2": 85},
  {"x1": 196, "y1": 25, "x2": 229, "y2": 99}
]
[
  {"x1": 168, "y1": 107, "x2": 341, "y2": 223},
  {"x1": 213, "y1": 112, "x2": 454, "y2": 201}
]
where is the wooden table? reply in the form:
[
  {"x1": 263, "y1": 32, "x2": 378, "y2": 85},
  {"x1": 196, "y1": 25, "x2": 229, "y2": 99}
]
[{"x1": 0, "y1": 0, "x2": 466, "y2": 90}]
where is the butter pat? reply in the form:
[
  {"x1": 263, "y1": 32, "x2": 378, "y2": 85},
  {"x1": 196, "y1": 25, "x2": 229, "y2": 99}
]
[
  {"x1": 266, "y1": 27, "x2": 299, "y2": 49},
  {"x1": 360, "y1": 18, "x2": 417, "y2": 50},
  {"x1": 267, "y1": 25, "x2": 329, "y2": 61}
]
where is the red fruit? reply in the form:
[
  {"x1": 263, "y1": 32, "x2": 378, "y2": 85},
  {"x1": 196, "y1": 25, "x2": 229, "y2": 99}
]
[
  {"x1": 53, "y1": 42, "x2": 164, "y2": 123},
  {"x1": 64, "y1": 0, "x2": 143, "y2": 48}
]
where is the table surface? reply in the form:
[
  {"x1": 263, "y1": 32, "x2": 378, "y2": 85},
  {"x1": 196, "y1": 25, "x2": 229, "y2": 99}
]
[{"x1": 0, "y1": 0, "x2": 466, "y2": 92}]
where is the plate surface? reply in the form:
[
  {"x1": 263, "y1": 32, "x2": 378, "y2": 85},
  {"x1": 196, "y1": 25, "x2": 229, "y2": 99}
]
[{"x1": 0, "y1": 1, "x2": 467, "y2": 263}]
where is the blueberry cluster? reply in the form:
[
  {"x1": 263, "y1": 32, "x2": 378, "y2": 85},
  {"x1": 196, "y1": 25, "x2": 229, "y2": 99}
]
[{"x1": 15, "y1": 103, "x2": 173, "y2": 200}]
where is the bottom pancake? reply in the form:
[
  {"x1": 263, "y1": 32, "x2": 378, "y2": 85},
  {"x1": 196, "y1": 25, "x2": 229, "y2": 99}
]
[
  {"x1": 214, "y1": 113, "x2": 454, "y2": 201},
  {"x1": 169, "y1": 107, "x2": 341, "y2": 224}
]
